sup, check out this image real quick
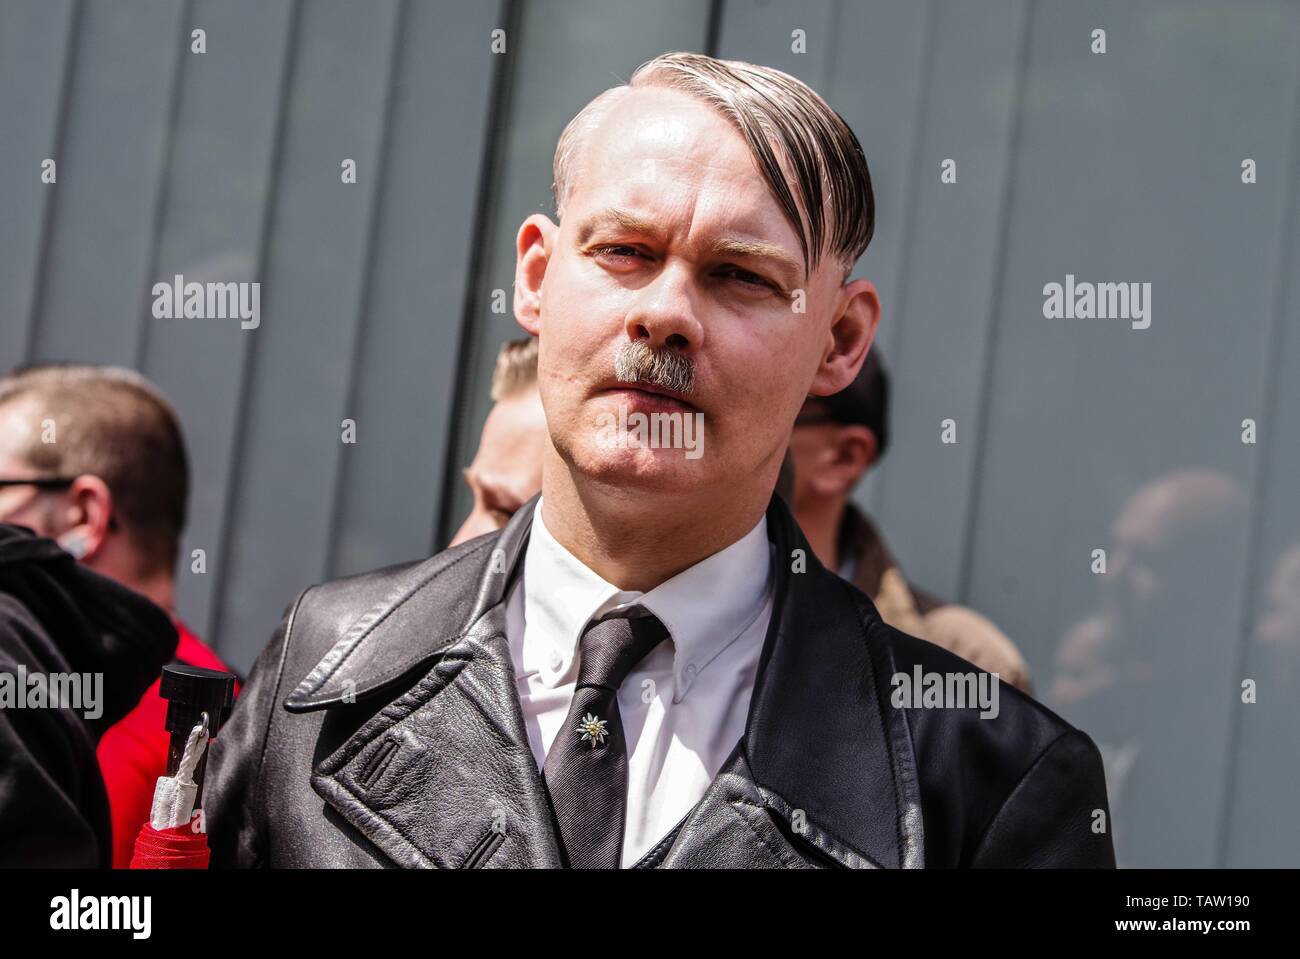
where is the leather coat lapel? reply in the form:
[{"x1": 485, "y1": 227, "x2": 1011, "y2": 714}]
[
  {"x1": 652, "y1": 744, "x2": 875, "y2": 869},
  {"x1": 657, "y1": 496, "x2": 926, "y2": 869},
  {"x1": 297, "y1": 497, "x2": 561, "y2": 867},
  {"x1": 309, "y1": 601, "x2": 561, "y2": 868}
]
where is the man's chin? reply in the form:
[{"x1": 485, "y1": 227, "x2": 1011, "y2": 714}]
[{"x1": 568, "y1": 441, "x2": 708, "y2": 494}]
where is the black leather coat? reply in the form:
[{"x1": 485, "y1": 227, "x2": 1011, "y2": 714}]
[{"x1": 205, "y1": 494, "x2": 1115, "y2": 868}]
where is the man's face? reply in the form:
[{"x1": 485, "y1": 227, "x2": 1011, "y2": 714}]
[
  {"x1": 0, "y1": 401, "x2": 60, "y2": 535},
  {"x1": 449, "y1": 387, "x2": 548, "y2": 546},
  {"x1": 787, "y1": 403, "x2": 840, "y2": 512},
  {"x1": 787, "y1": 399, "x2": 877, "y2": 511},
  {"x1": 516, "y1": 86, "x2": 875, "y2": 499}
]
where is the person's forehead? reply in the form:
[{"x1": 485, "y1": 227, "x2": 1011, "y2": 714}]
[
  {"x1": 0, "y1": 400, "x2": 37, "y2": 459},
  {"x1": 569, "y1": 88, "x2": 815, "y2": 284},
  {"x1": 589, "y1": 87, "x2": 741, "y2": 155},
  {"x1": 578, "y1": 88, "x2": 794, "y2": 225}
]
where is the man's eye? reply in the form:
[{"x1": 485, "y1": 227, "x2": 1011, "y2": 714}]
[
  {"x1": 718, "y1": 266, "x2": 774, "y2": 290},
  {"x1": 592, "y1": 244, "x2": 641, "y2": 259}
]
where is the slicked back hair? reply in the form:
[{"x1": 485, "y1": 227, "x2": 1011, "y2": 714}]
[
  {"x1": 0, "y1": 363, "x2": 189, "y2": 576},
  {"x1": 552, "y1": 51, "x2": 875, "y2": 283}
]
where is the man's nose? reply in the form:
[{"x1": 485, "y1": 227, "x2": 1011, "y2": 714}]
[{"x1": 623, "y1": 260, "x2": 704, "y2": 352}]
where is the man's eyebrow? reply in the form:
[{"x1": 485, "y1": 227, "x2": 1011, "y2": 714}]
[
  {"x1": 577, "y1": 207, "x2": 805, "y2": 285},
  {"x1": 708, "y1": 236, "x2": 804, "y2": 286},
  {"x1": 575, "y1": 208, "x2": 665, "y2": 246}
]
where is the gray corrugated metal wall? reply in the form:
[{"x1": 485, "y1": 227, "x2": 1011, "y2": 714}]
[{"x1": 1, "y1": 0, "x2": 1296, "y2": 867}]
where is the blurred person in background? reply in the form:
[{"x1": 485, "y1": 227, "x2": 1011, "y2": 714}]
[
  {"x1": 1048, "y1": 468, "x2": 1248, "y2": 865},
  {"x1": 787, "y1": 349, "x2": 1032, "y2": 692},
  {"x1": 451, "y1": 337, "x2": 548, "y2": 547},
  {"x1": 0, "y1": 363, "x2": 238, "y2": 867}
]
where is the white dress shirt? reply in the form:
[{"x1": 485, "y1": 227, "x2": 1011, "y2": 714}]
[{"x1": 504, "y1": 498, "x2": 774, "y2": 867}]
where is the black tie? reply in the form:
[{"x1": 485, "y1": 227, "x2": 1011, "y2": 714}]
[{"x1": 542, "y1": 606, "x2": 670, "y2": 869}]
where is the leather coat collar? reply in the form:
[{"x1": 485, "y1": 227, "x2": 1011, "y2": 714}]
[{"x1": 284, "y1": 494, "x2": 924, "y2": 868}]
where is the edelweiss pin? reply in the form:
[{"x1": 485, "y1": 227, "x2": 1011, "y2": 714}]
[{"x1": 577, "y1": 712, "x2": 609, "y2": 748}]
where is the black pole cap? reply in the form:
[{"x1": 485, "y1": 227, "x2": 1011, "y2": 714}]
[{"x1": 159, "y1": 664, "x2": 237, "y2": 739}]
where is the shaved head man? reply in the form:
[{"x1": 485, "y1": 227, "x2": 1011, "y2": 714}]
[{"x1": 208, "y1": 52, "x2": 1113, "y2": 870}]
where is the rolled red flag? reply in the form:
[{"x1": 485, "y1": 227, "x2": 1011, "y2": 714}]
[
  {"x1": 130, "y1": 822, "x2": 210, "y2": 869},
  {"x1": 128, "y1": 665, "x2": 235, "y2": 869}
]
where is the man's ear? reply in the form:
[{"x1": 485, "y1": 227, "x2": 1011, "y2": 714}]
[
  {"x1": 514, "y1": 213, "x2": 558, "y2": 336},
  {"x1": 810, "y1": 425, "x2": 878, "y2": 498},
  {"x1": 59, "y1": 474, "x2": 113, "y2": 562},
  {"x1": 808, "y1": 278, "x2": 880, "y2": 397},
  {"x1": 835, "y1": 424, "x2": 879, "y2": 485}
]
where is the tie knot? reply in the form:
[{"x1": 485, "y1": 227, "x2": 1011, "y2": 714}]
[{"x1": 575, "y1": 606, "x2": 669, "y2": 691}]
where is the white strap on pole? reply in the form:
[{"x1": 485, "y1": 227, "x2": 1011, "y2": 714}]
[{"x1": 148, "y1": 712, "x2": 209, "y2": 830}]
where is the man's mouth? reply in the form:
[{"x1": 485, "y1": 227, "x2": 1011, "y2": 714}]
[{"x1": 599, "y1": 381, "x2": 699, "y2": 414}]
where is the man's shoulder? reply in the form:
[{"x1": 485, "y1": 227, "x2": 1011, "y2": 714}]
[
  {"x1": 322, "y1": 529, "x2": 487, "y2": 593},
  {"x1": 866, "y1": 614, "x2": 1112, "y2": 865},
  {"x1": 866, "y1": 611, "x2": 1090, "y2": 768},
  {"x1": 0, "y1": 593, "x2": 50, "y2": 665},
  {"x1": 273, "y1": 532, "x2": 502, "y2": 697}
]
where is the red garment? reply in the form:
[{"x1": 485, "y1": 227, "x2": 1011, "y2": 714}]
[{"x1": 96, "y1": 619, "x2": 240, "y2": 869}]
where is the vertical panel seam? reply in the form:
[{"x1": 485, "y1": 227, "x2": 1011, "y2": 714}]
[
  {"x1": 321, "y1": 0, "x2": 408, "y2": 579},
  {"x1": 866, "y1": 0, "x2": 937, "y2": 523},
  {"x1": 704, "y1": 0, "x2": 723, "y2": 56},
  {"x1": 207, "y1": 0, "x2": 303, "y2": 655},
  {"x1": 22, "y1": 0, "x2": 83, "y2": 364},
  {"x1": 433, "y1": 0, "x2": 522, "y2": 548},
  {"x1": 1212, "y1": 8, "x2": 1300, "y2": 867},
  {"x1": 955, "y1": 0, "x2": 1036, "y2": 606},
  {"x1": 133, "y1": 0, "x2": 194, "y2": 371}
]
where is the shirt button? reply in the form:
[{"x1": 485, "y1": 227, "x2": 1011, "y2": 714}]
[
  {"x1": 685, "y1": 663, "x2": 698, "y2": 679},
  {"x1": 548, "y1": 651, "x2": 563, "y2": 672}
]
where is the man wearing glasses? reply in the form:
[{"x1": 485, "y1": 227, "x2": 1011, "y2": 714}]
[{"x1": 0, "y1": 363, "x2": 237, "y2": 867}]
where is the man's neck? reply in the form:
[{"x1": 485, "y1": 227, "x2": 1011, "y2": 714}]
[
  {"x1": 135, "y1": 573, "x2": 175, "y2": 615},
  {"x1": 81, "y1": 536, "x2": 177, "y2": 615},
  {"x1": 95, "y1": 560, "x2": 175, "y2": 614},
  {"x1": 540, "y1": 457, "x2": 777, "y2": 593},
  {"x1": 794, "y1": 495, "x2": 847, "y2": 572}
]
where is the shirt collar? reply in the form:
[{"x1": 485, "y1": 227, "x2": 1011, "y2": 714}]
[{"x1": 521, "y1": 497, "x2": 772, "y2": 702}]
